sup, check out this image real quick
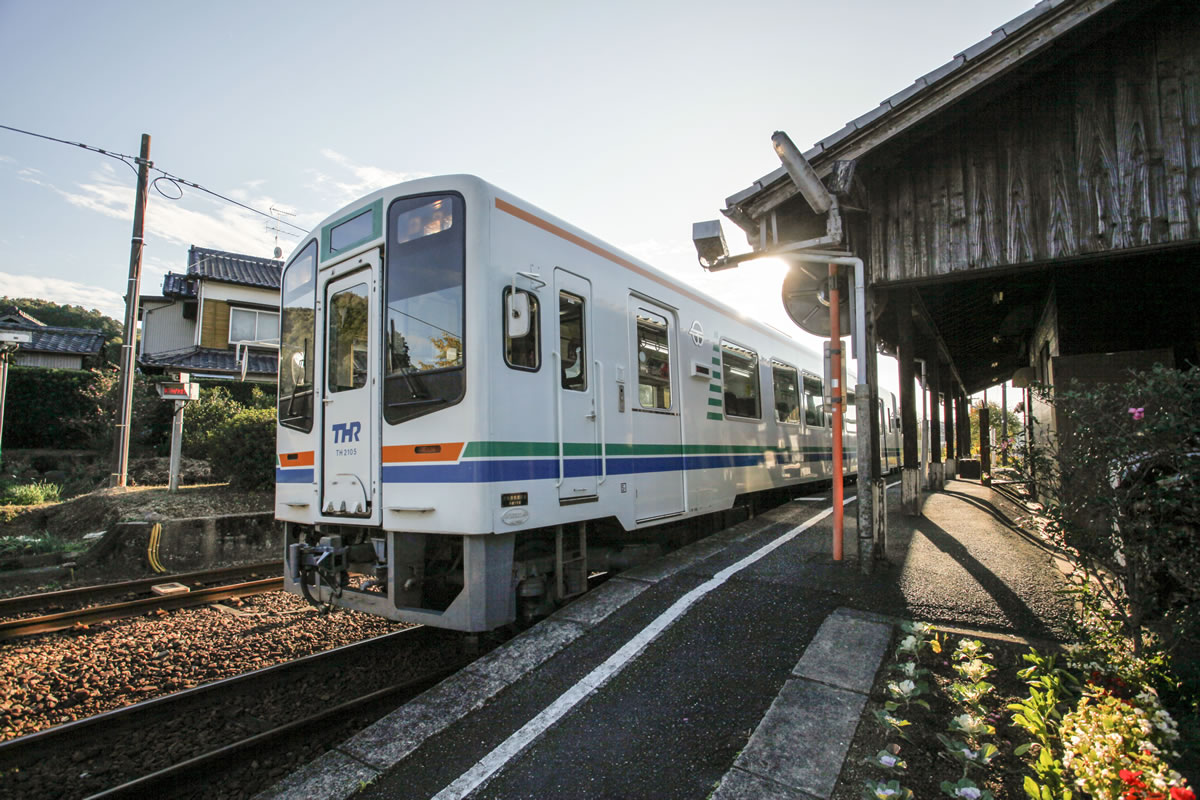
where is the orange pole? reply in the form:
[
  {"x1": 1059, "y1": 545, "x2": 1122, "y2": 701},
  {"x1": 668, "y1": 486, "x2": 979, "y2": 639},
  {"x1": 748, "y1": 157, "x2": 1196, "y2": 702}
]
[{"x1": 830, "y1": 264, "x2": 844, "y2": 561}]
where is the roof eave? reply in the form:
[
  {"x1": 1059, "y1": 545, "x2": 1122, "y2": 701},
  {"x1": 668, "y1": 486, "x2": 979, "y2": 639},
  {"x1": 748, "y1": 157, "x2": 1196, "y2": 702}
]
[{"x1": 723, "y1": 0, "x2": 1125, "y2": 230}]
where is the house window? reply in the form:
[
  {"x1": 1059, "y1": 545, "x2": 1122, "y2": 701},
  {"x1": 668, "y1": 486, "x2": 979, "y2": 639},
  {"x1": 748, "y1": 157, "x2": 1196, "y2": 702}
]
[{"x1": 229, "y1": 307, "x2": 279, "y2": 345}]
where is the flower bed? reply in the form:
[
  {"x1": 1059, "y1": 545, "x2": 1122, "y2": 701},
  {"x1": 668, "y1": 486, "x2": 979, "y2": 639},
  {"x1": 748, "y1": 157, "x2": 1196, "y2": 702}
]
[{"x1": 832, "y1": 622, "x2": 1194, "y2": 800}]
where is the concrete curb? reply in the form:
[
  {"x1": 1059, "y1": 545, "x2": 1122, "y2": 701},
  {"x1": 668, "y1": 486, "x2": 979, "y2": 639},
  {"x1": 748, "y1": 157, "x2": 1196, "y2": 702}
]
[{"x1": 711, "y1": 608, "x2": 893, "y2": 800}]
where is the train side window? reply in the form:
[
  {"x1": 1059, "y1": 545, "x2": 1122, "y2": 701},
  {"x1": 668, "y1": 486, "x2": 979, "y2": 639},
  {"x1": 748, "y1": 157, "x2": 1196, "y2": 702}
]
[
  {"x1": 803, "y1": 375, "x2": 824, "y2": 427},
  {"x1": 503, "y1": 288, "x2": 540, "y2": 371},
  {"x1": 771, "y1": 364, "x2": 800, "y2": 424},
  {"x1": 559, "y1": 291, "x2": 586, "y2": 390},
  {"x1": 721, "y1": 341, "x2": 760, "y2": 419},
  {"x1": 636, "y1": 309, "x2": 672, "y2": 409}
]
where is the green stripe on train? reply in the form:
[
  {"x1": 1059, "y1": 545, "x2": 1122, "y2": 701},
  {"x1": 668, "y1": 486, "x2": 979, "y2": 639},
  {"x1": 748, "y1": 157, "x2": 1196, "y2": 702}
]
[{"x1": 462, "y1": 441, "x2": 773, "y2": 458}]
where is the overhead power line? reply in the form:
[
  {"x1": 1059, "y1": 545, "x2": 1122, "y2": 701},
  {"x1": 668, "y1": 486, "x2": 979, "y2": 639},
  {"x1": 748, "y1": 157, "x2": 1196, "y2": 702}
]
[{"x1": 0, "y1": 123, "x2": 309, "y2": 234}]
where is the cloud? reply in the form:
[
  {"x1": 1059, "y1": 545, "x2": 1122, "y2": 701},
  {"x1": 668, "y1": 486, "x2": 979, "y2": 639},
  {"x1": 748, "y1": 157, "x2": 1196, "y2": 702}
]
[
  {"x1": 48, "y1": 170, "x2": 286, "y2": 261},
  {"x1": 307, "y1": 150, "x2": 429, "y2": 208},
  {"x1": 0, "y1": 271, "x2": 125, "y2": 320}
]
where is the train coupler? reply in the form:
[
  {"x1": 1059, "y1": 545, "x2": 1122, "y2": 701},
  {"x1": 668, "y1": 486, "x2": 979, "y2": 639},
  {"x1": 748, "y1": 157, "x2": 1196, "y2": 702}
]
[{"x1": 288, "y1": 535, "x2": 350, "y2": 613}]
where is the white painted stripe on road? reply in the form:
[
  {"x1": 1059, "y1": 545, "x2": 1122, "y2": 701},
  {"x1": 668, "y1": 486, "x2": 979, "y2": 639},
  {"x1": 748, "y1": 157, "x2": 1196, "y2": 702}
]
[{"x1": 434, "y1": 494, "x2": 861, "y2": 800}]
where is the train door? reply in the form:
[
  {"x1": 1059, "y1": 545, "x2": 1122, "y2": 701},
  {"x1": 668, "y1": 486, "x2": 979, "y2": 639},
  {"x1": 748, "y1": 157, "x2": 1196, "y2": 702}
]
[
  {"x1": 554, "y1": 269, "x2": 598, "y2": 503},
  {"x1": 630, "y1": 298, "x2": 684, "y2": 521},
  {"x1": 320, "y1": 251, "x2": 380, "y2": 521}
]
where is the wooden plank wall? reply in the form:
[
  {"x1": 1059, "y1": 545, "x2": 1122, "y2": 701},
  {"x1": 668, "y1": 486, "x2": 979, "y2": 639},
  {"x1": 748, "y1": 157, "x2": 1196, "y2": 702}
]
[
  {"x1": 866, "y1": 4, "x2": 1200, "y2": 282},
  {"x1": 199, "y1": 300, "x2": 231, "y2": 350}
]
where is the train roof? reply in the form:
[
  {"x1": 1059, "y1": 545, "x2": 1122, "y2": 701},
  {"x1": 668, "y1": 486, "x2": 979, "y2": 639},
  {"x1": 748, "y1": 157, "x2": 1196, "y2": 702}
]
[{"x1": 292, "y1": 174, "x2": 823, "y2": 364}]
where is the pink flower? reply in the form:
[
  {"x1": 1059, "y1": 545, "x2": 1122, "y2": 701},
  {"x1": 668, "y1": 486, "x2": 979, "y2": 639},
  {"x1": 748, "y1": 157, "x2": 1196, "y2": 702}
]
[{"x1": 1129, "y1": 407, "x2": 1145, "y2": 420}]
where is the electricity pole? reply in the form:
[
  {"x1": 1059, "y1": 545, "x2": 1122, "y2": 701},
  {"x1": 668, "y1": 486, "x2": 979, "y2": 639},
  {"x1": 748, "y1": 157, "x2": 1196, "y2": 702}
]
[{"x1": 109, "y1": 134, "x2": 152, "y2": 488}]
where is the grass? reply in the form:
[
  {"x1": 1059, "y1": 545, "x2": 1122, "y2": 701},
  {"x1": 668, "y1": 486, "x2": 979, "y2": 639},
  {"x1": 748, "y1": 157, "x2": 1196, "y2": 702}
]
[
  {"x1": 0, "y1": 532, "x2": 88, "y2": 558},
  {"x1": 0, "y1": 481, "x2": 61, "y2": 506}
]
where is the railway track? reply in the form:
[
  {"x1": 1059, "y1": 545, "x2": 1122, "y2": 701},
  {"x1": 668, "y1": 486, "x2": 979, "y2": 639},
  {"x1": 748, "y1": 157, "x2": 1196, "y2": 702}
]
[
  {"x1": 0, "y1": 564, "x2": 283, "y2": 641},
  {"x1": 0, "y1": 562, "x2": 279, "y2": 615},
  {"x1": 0, "y1": 625, "x2": 474, "y2": 799}
]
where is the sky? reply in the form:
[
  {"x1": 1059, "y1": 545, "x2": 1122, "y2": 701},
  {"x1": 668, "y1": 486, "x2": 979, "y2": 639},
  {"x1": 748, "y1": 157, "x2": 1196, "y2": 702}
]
[{"x1": 0, "y1": 0, "x2": 1038, "y2": 396}]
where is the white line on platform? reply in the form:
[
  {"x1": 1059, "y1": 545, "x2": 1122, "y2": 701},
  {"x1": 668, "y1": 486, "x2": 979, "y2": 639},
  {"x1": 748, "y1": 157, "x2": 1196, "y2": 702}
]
[{"x1": 433, "y1": 494, "x2": 861, "y2": 800}]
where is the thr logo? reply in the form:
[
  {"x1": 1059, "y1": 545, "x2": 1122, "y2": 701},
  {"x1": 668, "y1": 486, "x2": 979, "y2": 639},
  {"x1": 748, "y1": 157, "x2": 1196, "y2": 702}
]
[{"x1": 331, "y1": 421, "x2": 362, "y2": 444}]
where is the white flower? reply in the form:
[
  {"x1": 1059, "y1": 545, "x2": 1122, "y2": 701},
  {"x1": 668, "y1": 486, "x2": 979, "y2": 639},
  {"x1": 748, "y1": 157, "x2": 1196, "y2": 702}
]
[
  {"x1": 879, "y1": 754, "x2": 898, "y2": 767},
  {"x1": 956, "y1": 788, "x2": 982, "y2": 800}
]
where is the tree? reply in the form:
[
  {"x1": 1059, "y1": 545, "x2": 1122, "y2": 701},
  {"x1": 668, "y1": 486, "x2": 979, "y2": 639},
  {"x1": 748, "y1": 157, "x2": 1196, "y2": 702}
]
[
  {"x1": 968, "y1": 401, "x2": 1022, "y2": 460},
  {"x1": 1, "y1": 296, "x2": 123, "y2": 364}
]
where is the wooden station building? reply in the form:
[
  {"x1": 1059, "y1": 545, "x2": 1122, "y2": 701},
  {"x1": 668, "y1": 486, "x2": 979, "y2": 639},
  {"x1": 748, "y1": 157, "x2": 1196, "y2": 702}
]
[{"x1": 710, "y1": 0, "x2": 1200, "y2": 554}]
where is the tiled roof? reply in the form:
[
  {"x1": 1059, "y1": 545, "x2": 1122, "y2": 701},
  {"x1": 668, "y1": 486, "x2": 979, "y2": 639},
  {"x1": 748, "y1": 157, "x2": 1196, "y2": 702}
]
[
  {"x1": 0, "y1": 320, "x2": 105, "y2": 356},
  {"x1": 138, "y1": 346, "x2": 277, "y2": 377},
  {"x1": 187, "y1": 246, "x2": 283, "y2": 290},
  {"x1": 0, "y1": 306, "x2": 46, "y2": 326}
]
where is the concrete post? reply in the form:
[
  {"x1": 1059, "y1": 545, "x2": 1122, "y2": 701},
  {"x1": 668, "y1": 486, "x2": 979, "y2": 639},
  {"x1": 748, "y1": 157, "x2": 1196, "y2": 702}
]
[{"x1": 168, "y1": 400, "x2": 185, "y2": 492}]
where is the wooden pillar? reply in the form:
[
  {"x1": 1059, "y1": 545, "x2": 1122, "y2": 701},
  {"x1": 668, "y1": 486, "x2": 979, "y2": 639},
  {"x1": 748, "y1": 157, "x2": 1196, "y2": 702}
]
[
  {"x1": 928, "y1": 360, "x2": 943, "y2": 490},
  {"x1": 896, "y1": 289, "x2": 921, "y2": 514},
  {"x1": 859, "y1": 283, "x2": 885, "y2": 572},
  {"x1": 979, "y1": 404, "x2": 992, "y2": 485},
  {"x1": 943, "y1": 374, "x2": 956, "y2": 478},
  {"x1": 957, "y1": 393, "x2": 971, "y2": 458}
]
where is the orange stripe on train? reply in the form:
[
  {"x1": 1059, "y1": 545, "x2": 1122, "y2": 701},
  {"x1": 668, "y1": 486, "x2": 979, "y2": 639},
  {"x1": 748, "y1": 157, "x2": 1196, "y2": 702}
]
[
  {"x1": 278, "y1": 451, "x2": 315, "y2": 467},
  {"x1": 382, "y1": 443, "x2": 465, "y2": 463}
]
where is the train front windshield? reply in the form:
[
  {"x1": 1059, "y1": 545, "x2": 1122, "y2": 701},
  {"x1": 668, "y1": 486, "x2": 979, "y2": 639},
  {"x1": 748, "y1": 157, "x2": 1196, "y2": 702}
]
[{"x1": 384, "y1": 194, "x2": 466, "y2": 424}]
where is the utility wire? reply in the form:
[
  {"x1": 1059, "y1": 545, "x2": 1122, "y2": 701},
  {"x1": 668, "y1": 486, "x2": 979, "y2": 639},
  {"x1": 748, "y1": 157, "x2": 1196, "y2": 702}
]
[{"x1": 1, "y1": 123, "x2": 309, "y2": 233}]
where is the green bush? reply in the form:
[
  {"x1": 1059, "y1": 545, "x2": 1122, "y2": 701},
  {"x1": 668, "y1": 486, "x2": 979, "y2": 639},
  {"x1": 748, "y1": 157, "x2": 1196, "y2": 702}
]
[
  {"x1": 0, "y1": 481, "x2": 61, "y2": 505},
  {"x1": 2, "y1": 367, "x2": 110, "y2": 449},
  {"x1": 183, "y1": 386, "x2": 246, "y2": 461},
  {"x1": 1029, "y1": 365, "x2": 1200, "y2": 653},
  {"x1": 208, "y1": 406, "x2": 277, "y2": 490}
]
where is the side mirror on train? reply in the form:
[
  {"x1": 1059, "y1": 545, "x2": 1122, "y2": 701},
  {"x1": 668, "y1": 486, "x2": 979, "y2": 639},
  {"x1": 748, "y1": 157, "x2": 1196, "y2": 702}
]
[{"x1": 506, "y1": 291, "x2": 531, "y2": 338}]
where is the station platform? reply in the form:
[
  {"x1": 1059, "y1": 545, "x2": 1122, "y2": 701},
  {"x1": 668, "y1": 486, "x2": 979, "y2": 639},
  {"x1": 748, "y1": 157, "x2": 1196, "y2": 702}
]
[{"x1": 260, "y1": 478, "x2": 1073, "y2": 800}]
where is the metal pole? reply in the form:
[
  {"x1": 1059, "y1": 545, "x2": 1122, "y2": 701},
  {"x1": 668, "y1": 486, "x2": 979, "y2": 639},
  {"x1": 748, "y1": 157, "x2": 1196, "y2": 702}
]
[
  {"x1": 0, "y1": 353, "x2": 8, "y2": 468},
  {"x1": 829, "y1": 263, "x2": 843, "y2": 561},
  {"x1": 168, "y1": 399, "x2": 184, "y2": 492},
  {"x1": 109, "y1": 134, "x2": 152, "y2": 488}
]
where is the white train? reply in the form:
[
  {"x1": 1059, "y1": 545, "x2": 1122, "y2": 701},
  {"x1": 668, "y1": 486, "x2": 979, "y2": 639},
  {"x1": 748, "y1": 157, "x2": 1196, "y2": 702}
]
[{"x1": 276, "y1": 175, "x2": 901, "y2": 632}]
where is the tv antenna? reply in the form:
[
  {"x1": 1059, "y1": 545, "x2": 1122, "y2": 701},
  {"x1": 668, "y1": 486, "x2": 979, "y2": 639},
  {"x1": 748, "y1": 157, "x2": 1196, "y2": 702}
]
[{"x1": 266, "y1": 206, "x2": 299, "y2": 258}]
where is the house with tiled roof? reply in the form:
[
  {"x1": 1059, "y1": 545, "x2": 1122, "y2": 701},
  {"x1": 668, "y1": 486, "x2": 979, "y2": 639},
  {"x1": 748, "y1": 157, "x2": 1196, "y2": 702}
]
[
  {"x1": 138, "y1": 245, "x2": 282, "y2": 383},
  {"x1": 0, "y1": 306, "x2": 107, "y2": 370}
]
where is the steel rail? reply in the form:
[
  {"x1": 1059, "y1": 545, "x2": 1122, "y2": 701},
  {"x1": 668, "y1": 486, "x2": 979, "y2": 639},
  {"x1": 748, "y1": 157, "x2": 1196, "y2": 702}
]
[
  {"x1": 0, "y1": 561, "x2": 280, "y2": 616},
  {"x1": 85, "y1": 662, "x2": 463, "y2": 799},
  {"x1": 0, "y1": 627, "x2": 429, "y2": 768},
  {"x1": 0, "y1": 577, "x2": 284, "y2": 640}
]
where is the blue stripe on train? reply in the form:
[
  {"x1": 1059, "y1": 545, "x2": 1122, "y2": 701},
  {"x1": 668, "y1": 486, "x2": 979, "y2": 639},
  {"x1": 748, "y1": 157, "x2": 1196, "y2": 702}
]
[
  {"x1": 276, "y1": 467, "x2": 315, "y2": 483},
  {"x1": 377, "y1": 452, "x2": 854, "y2": 484}
]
